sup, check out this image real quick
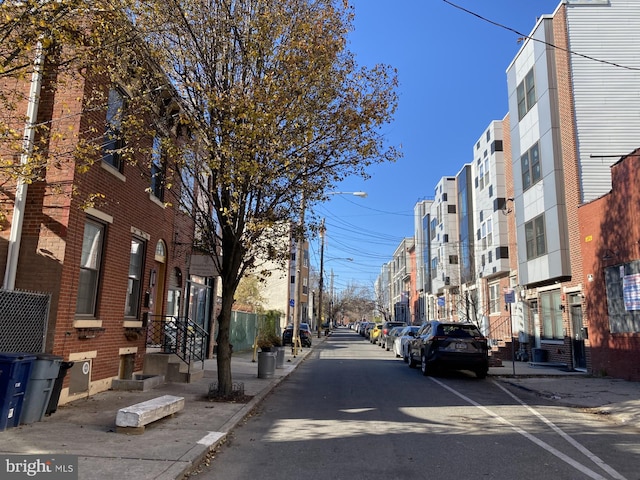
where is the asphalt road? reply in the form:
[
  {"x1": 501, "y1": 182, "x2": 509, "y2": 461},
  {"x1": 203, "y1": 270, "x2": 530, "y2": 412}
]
[{"x1": 188, "y1": 328, "x2": 640, "y2": 480}]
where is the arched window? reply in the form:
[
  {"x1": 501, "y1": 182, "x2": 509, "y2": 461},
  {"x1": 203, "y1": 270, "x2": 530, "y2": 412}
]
[{"x1": 155, "y1": 240, "x2": 166, "y2": 263}]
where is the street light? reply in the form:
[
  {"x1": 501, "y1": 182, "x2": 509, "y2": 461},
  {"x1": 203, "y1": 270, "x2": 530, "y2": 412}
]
[{"x1": 329, "y1": 191, "x2": 368, "y2": 198}]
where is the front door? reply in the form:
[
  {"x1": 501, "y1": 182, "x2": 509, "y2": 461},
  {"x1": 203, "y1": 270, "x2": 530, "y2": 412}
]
[{"x1": 571, "y1": 304, "x2": 587, "y2": 370}]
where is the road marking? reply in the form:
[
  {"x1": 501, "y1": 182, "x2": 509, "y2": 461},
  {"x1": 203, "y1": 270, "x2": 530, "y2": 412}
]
[
  {"x1": 493, "y1": 381, "x2": 627, "y2": 480},
  {"x1": 197, "y1": 431, "x2": 225, "y2": 446},
  {"x1": 429, "y1": 377, "x2": 626, "y2": 480}
]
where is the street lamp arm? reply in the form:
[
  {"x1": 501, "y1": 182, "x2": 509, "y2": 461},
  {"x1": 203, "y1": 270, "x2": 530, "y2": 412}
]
[{"x1": 329, "y1": 191, "x2": 367, "y2": 198}]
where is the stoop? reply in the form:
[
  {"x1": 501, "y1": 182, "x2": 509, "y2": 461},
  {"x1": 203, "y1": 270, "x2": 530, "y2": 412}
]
[{"x1": 143, "y1": 353, "x2": 204, "y2": 383}]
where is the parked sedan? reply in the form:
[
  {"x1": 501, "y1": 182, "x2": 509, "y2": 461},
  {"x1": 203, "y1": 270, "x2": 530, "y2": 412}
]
[
  {"x1": 383, "y1": 326, "x2": 404, "y2": 351},
  {"x1": 407, "y1": 321, "x2": 489, "y2": 378},
  {"x1": 394, "y1": 325, "x2": 420, "y2": 360}
]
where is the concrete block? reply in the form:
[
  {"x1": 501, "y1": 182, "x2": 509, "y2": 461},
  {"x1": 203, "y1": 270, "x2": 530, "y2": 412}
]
[{"x1": 115, "y1": 395, "x2": 185, "y2": 430}]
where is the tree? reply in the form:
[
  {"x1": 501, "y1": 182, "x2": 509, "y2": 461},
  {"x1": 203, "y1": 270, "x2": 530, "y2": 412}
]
[
  {"x1": 121, "y1": 0, "x2": 399, "y2": 394},
  {"x1": 234, "y1": 274, "x2": 265, "y2": 312}
]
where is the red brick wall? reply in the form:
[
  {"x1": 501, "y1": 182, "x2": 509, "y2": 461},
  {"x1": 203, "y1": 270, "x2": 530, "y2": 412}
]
[
  {"x1": 579, "y1": 153, "x2": 640, "y2": 380},
  {"x1": 1, "y1": 58, "x2": 195, "y2": 392}
]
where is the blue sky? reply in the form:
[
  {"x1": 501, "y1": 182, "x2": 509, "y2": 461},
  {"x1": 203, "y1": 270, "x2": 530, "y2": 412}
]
[{"x1": 309, "y1": 0, "x2": 561, "y2": 293}]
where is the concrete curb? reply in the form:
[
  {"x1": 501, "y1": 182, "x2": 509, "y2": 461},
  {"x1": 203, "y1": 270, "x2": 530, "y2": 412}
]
[{"x1": 174, "y1": 346, "x2": 316, "y2": 479}]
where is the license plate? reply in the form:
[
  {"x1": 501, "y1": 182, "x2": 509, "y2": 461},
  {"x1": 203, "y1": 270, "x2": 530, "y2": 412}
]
[{"x1": 455, "y1": 342, "x2": 467, "y2": 350}]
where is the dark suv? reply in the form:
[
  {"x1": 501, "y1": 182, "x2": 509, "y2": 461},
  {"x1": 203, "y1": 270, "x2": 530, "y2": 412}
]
[
  {"x1": 407, "y1": 321, "x2": 489, "y2": 378},
  {"x1": 282, "y1": 323, "x2": 313, "y2": 347}
]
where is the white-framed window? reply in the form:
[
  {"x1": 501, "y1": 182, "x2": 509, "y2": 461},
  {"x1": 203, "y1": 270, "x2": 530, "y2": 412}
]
[
  {"x1": 525, "y1": 214, "x2": 547, "y2": 260},
  {"x1": 76, "y1": 219, "x2": 105, "y2": 316},
  {"x1": 489, "y1": 282, "x2": 500, "y2": 314},
  {"x1": 517, "y1": 68, "x2": 536, "y2": 120},
  {"x1": 103, "y1": 87, "x2": 126, "y2": 171},
  {"x1": 541, "y1": 290, "x2": 563, "y2": 339},
  {"x1": 125, "y1": 237, "x2": 146, "y2": 318},
  {"x1": 522, "y1": 142, "x2": 541, "y2": 191}
]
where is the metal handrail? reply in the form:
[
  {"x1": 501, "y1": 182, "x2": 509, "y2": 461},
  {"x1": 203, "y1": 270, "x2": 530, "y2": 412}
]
[{"x1": 146, "y1": 315, "x2": 208, "y2": 371}]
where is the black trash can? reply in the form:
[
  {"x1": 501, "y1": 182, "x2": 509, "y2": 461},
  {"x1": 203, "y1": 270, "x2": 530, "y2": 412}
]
[
  {"x1": 46, "y1": 361, "x2": 74, "y2": 416},
  {"x1": 0, "y1": 353, "x2": 36, "y2": 431},
  {"x1": 532, "y1": 348, "x2": 548, "y2": 363},
  {"x1": 21, "y1": 354, "x2": 62, "y2": 424}
]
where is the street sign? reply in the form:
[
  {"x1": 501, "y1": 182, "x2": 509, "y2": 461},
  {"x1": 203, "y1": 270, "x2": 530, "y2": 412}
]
[
  {"x1": 289, "y1": 299, "x2": 294, "y2": 307},
  {"x1": 504, "y1": 288, "x2": 515, "y2": 304}
]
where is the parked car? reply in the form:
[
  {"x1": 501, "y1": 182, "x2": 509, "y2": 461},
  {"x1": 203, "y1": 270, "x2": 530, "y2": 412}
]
[
  {"x1": 407, "y1": 321, "x2": 489, "y2": 378},
  {"x1": 378, "y1": 321, "x2": 406, "y2": 347},
  {"x1": 358, "y1": 321, "x2": 372, "y2": 336},
  {"x1": 394, "y1": 325, "x2": 419, "y2": 360},
  {"x1": 282, "y1": 323, "x2": 313, "y2": 347},
  {"x1": 383, "y1": 326, "x2": 404, "y2": 351},
  {"x1": 363, "y1": 322, "x2": 376, "y2": 338},
  {"x1": 369, "y1": 323, "x2": 383, "y2": 343}
]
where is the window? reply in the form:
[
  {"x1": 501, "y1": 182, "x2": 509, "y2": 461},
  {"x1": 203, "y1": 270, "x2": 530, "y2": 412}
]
[
  {"x1": 517, "y1": 68, "x2": 536, "y2": 120},
  {"x1": 491, "y1": 140, "x2": 503, "y2": 153},
  {"x1": 604, "y1": 260, "x2": 640, "y2": 333},
  {"x1": 521, "y1": 142, "x2": 541, "y2": 190},
  {"x1": 303, "y1": 277, "x2": 308, "y2": 295},
  {"x1": 125, "y1": 237, "x2": 145, "y2": 318},
  {"x1": 76, "y1": 219, "x2": 105, "y2": 315},
  {"x1": 489, "y1": 283, "x2": 500, "y2": 314},
  {"x1": 103, "y1": 88, "x2": 126, "y2": 171},
  {"x1": 449, "y1": 255, "x2": 458, "y2": 264},
  {"x1": 540, "y1": 290, "x2": 563, "y2": 339},
  {"x1": 150, "y1": 135, "x2": 165, "y2": 200},
  {"x1": 525, "y1": 214, "x2": 547, "y2": 260}
]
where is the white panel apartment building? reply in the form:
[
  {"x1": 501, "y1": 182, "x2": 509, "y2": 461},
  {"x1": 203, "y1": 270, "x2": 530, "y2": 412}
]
[
  {"x1": 506, "y1": 0, "x2": 640, "y2": 368},
  {"x1": 429, "y1": 177, "x2": 459, "y2": 319},
  {"x1": 470, "y1": 121, "x2": 514, "y2": 334}
]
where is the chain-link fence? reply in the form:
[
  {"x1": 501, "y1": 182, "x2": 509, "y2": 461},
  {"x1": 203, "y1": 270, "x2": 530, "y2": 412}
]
[{"x1": 0, "y1": 289, "x2": 50, "y2": 353}]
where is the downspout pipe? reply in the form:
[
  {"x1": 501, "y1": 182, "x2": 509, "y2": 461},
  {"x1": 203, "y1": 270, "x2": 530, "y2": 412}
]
[{"x1": 3, "y1": 42, "x2": 44, "y2": 290}]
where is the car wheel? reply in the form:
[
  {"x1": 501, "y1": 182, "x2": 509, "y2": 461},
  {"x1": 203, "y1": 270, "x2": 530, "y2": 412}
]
[
  {"x1": 408, "y1": 350, "x2": 417, "y2": 368},
  {"x1": 421, "y1": 351, "x2": 430, "y2": 376},
  {"x1": 475, "y1": 368, "x2": 488, "y2": 379}
]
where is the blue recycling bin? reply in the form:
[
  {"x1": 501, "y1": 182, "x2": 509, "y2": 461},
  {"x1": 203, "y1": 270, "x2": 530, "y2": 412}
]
[
  {"x1": 0, "y1": 353, "x2": 36, "y2": 431},
  {"x1": 20, "y1": 354, "x2": 62, "y2": 425}
]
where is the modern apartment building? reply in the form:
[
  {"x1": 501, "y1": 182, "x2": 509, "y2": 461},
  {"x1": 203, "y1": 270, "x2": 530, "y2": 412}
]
[
  {"x1": 506, "y1": 0, "x2": 640, "y2": 369},
  {"x1": 413, "y1": 199, "x2": 434, "y2": 324},
  {"x1": 469, "y1": 121, "x2": 514, "y2": 340},
  {"x1": 390, "y1": 238, "x2": 413, "y2": 323},
  {"x1": 428, "y1": 177, "x2": 459, "y2": 319}
]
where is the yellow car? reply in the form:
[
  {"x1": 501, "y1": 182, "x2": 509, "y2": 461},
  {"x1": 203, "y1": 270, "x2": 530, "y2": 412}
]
[{"x1": 369, "y1": 323, "x2": 383, "y2": 344}]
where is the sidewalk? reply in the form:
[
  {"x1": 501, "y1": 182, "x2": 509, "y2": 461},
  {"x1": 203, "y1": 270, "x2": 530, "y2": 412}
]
[
  {"x1": 1, "y1": 334, "x2": 639, "y2": 480},
  {"x1": 0, "y1": 343, "x2": 318, "y2": 480}
]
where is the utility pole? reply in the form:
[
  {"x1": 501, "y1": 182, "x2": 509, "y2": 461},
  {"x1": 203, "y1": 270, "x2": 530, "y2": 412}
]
[
  {"x1": 317, "y1": 220, "x2": 325, "y2": 338},
  {"x1": 292, "y1": 192, "x2": 306, "y2": 357}
]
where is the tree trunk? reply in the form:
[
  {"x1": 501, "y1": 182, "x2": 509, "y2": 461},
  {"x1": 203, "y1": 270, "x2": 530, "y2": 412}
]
[{"x1": 216, "y1": 287, "x2": 235, "y2": 395}]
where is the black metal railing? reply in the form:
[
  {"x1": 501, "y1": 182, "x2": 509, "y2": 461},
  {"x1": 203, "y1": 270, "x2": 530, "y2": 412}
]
[{"x1": 146, "y1": 315, "x2": 208, "y2": 371}]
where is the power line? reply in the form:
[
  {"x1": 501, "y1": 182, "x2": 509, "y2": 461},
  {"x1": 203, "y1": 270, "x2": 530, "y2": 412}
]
[{"x1": 443, "y1": 0, "x2": 640, "y2": 72}]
